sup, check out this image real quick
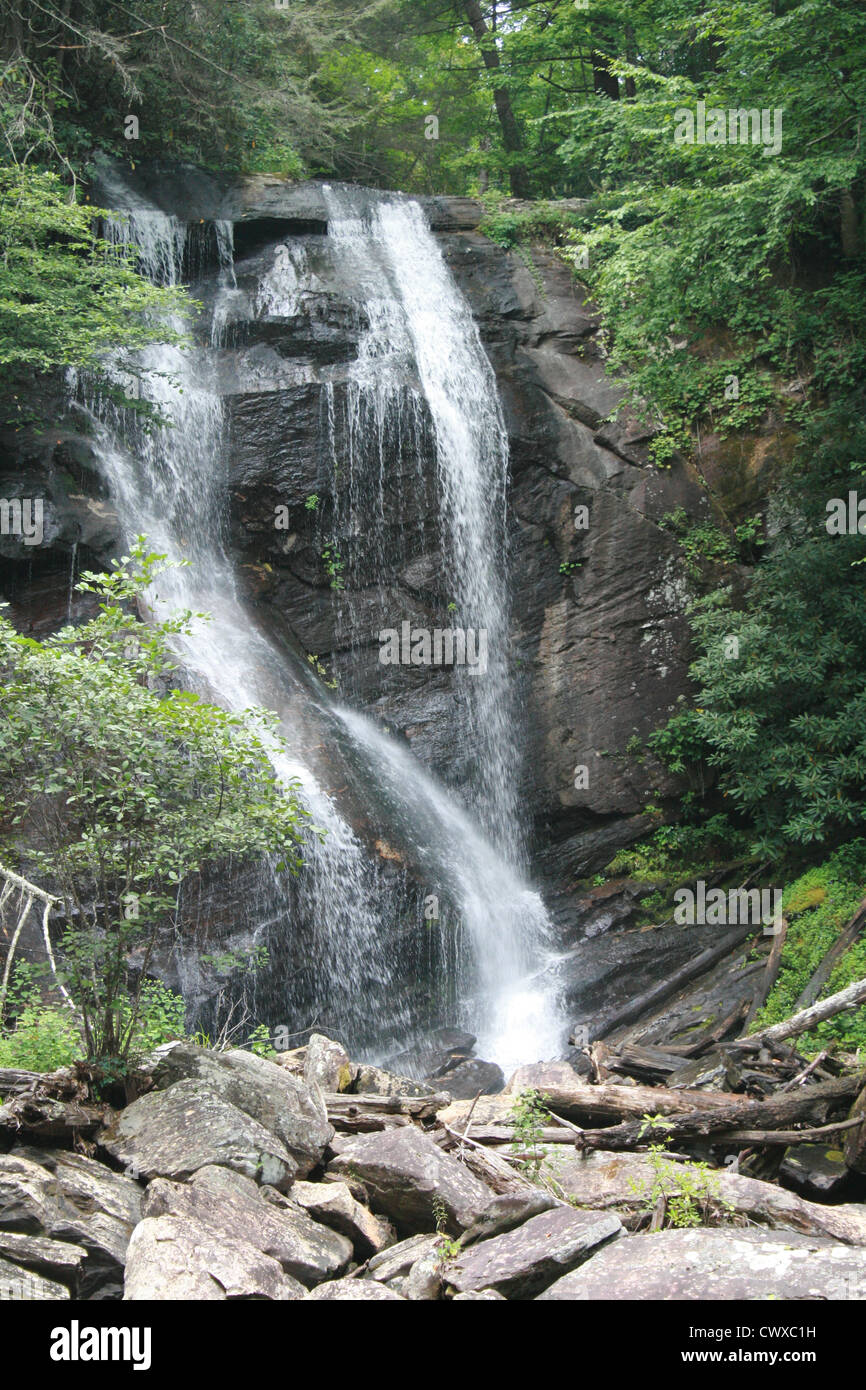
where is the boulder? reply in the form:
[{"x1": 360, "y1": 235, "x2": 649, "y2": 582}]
[
  {"x1": 124, "y1": 1215, "x2": 305, "y2": 1300},
  {"x1": 537, "y1": 1228, "x2": 866, "y2": 1300},
  {"x1": 430, "y1": 1059, "x2": 505, "y2": 1099},
  {"x1": 290, "y1": 1179, "x2": 395, "y2": 1257},
  {"x1": 304, "y1": 1034, "x2": 356, "y2": 1093},
  {"x1": 541, "y1": 1148, "x2": 866, "y2": 1244},
  {"x1": 780, "y1": 1144, "x2": 853, "y2": 1200},
  {"x1": 445, "y1": 1207, "x2": 623, "y2": 1299},
  {"x1": 0, "y1": 1231, "x2": 85, "y2": 1289},
  {"x1": 0, "y1": 1253, "x2": 70, "y2": 1300},
  {"x1": 365, "y1": 1233, "x2": 440, "y2": 1284},
  {"x1": 151, "y1": 1042, "x2": 333, "y2": 1175},
  {"x1": 327, "y1": 1126, "x2": 492, "y2": 1235},
  {"x1": 405, "y1": 1251, "x2": 444, "y2": 1301},
  {"x1": 354, "y1": 1065, "x2": 436, "y2": 1099},
  {"x1": 99, "y1": 1078, "x2": 297, "y2": 1190},
  {"x1": 452, "y1": 1288, "x2": 506, "y2": 1301},
  {"x1": 305, "y1": 1277, "x2": 406, "y2": 1301},
  {"x1": 1, "y1": 1149, "x2": 141, "y2": 1298},
  {"x1": 141, "y1": 1166, "x2": 352, "y2": 1285},
  {"x1": 461, "y1": 1190, "x2": 561, "y2": 1246}
]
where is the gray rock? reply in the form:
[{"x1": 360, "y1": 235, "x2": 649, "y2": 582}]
[
  {"x1": 541, "y1": 1148, "x2": 866, "y2": 1244},
  {"x1": 305, "y1": 1277, "x2": 406, "y2": 1301},
  {"x1": 141, "y1": 1166, "x2": 352, "y2": 1285},
  {"x1": 354, "y1": 1065, "x2": 436, "y2": 1099},
  {"x1": 405, "y1": 1250, "x2": 444, "y2": 1301},
  {"x1": 0, "y1": 1253, "x2": 70, "y2": 1300},
  {"x1": 366, "y1": 1233, "x2": 440, "y2": 1283},
  {"x1": 290, "y1": 1179, "x2": 394, "y2": 1257},
  {"x1": 1, "y1": 1150, "x2": 141, "y2": 1298},
  {"x1": 99, "y1": 1078, "x2": 297, "y2": 1190},
  {"x1": 431, "y1": 1059, "x2": 505, "y2": 1099},
  {"x1": 537, "y1": 1228, "x2": 866, "y2": 1300},
  {"x1": 446, "y1": 1208, "x2": 623, "y2": 1299},
  {"x1": 780, "y1": 1144, "x2": 852, "y2": 1199},
  {"x1": 124, "y1": 1215, "x2": 305, "y2": 1300},
  {"x1": 327, "y1": 1126, "x2": 492, "y2": 1235},
  {"x1": 0, "y1": 1230, "x2": 85, "y2": 1287},
  {"x1": 461, "y1": 1190, "x2": 561, "y2": 1246},
  {"x1": 304, "y1": 1034, "x2": 356, "y2": 1093},
  {"x1": 451, "y1": 1288, "x2": 507, "y2": 1301},
  {"x1": 151, "y1": 1042, "x2": 333, "y2": 1175}
]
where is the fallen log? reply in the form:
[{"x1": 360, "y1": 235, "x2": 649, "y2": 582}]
[
  {"x1": 0, "y1": 1094, "x2": 106, "y2": 1140},
  {"x1": 743, "y1": 917, "x2": 788, "y2": 1031},
  {"x1": 570, "y1": 1073, "x2": 863, "y2": 1152},
  {"x1": 324, "y1": 1091, "x2": 450, "y2": 1130},
  {"x1": 730, "y1": 975, "x2": 866, "y2": 1049},
  {"x1": 0, "y1": 1066, "x2": 83, "y2": 1100}
]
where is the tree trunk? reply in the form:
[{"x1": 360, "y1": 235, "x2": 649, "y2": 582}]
[{"x1": 461, "y1": 0, "x2": 531, "y2": 198}]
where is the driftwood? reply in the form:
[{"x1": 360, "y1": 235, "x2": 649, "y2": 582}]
[
  {"x1": 731, "y1": 975, "x2": 866, "y2": 1049},
  {"x1": 794, "y1": 900, "x2": 866, "y2": 1010},
  {"x1": 743, "y1": 917, "x2": 788, "y2": 1031},
  {"x1": 324, "y1": 1091, "x2": 450, "y2": 1131},
  {"x1": 570, "y1": 1073, "x2": 863, "y2": 1152},
  {"x1": 0, "y1": 862, "x2": 71, "y2": 1014},
  {"x1": 0, "y1": 1093, "x2": 106, "y2": 1140}
]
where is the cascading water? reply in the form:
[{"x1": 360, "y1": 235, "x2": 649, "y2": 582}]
[
  {"x1": 82, "y1": 205, "x2": 404, "y2": 1056},
  {"x1": 83, "y1": 177, "x2": 567, "y2": 1073}
]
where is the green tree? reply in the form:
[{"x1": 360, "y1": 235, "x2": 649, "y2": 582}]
[
  {"x1": 0, "y1": 540, "x2": 310, "y2": 1064},
  {"x1": 0, "y1": 164, "x2": 188, "y2": 416}
]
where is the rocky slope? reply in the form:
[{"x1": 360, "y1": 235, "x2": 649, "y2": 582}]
[{"x1": 1, "y1": 1038, "x2": 864, "y2": 1302}]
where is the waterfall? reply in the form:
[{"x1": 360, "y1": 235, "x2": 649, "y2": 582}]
[
  {"x1": 82, "y1": 179, "x2": 567, "y2": 1072},
  {"x1": 320, "y1": 188, "x2": 520, "y2": 858}
]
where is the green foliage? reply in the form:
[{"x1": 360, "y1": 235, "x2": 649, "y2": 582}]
[
  {"x1": 321, "y1": 545, "x2": 345, "y2": 592},
  {"x1": 0, "y1": 966, "x2": 81, "y2": 1071},
  {"x1": 651, "y1": 409, "x2": 866, "y2": 854},
  {"x1": 0, "y1": 539, "x2": 309, "y2": 1061},
  {"x1": 509, "y1": 1087, "x2": 550, "y2": 1179},
  {"x1": 660, "y1": 509, "x2": 736, "y2": 580},
  {"x1": 755, "y1": 841, "x2": 866, "y2": 1052},
  {"x1": 606, "y1": 813, "x2": 748, "y2": 883},
  {"x1": 247, "y1": 1023, "x2": 277, "y2": 1060},
  {"x1": 0, "y1": 165, "x2": 185, "y2": 409},
  {"x1": 629, "y1": 1143, "x2": 736, "y2": 1230}
]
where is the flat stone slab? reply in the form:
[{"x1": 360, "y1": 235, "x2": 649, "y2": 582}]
[
  {"x1": 290, "y1": 1179, "x2": 394, "y2": 1257},
  {"x1": 445, "y1": 1206, "x2": 623, "y2": 1299},
  {"x1": 100, "y1": 1078, "x2": 297, "y2": 1190},
  {"x1": 327, "y1": 1126, "x2": 492, "y2": 1234},
  {"x1": 142, "y1": 1166, "x2": 352, "y2": 1285},
  {"x1": 305, "y1": 1277, "x2": 406, "y2": 1301},
  {"x1": 1, "y1": 1149, "x2": 141, "y2": 1298},
  {"x1": 124, "y1": 1215, "x2": 305, "y2": 1300},
  {"x1": 0, "y1": 1253, "x2": 69, "y2": 1300},
  {"x1": 537, "y1": 1228, "x2": 866, "y2": 1300},
  {"x1": 542, "y1": 1148, "x2": 866, "y2": 1244},
  {"x1": 365, "y1": 1233, "x2": 440, "y2": 1284}
]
